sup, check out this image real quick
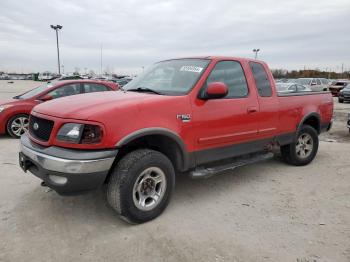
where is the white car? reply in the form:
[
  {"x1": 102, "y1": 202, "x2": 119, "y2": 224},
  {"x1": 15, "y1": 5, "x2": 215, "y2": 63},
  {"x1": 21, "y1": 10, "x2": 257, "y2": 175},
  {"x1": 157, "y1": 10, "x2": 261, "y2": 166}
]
[
  {"x1": 38, "y1": 71, "x2": 55, "y2": 81},
  {"x1": 294, "y1": 78, "x2": 329, "y2": 92},
  {"x1": 276, "y1": 83, "x2": 312, "y2": 93}
]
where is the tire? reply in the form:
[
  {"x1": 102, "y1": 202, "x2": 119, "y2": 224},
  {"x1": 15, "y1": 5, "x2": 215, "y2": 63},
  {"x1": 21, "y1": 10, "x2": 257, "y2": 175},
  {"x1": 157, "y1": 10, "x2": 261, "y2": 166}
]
[
  {"x1": 107, "y1": 149, "x2": 175, "y2": 224},
  {"x1": 6, "y1": 114, "x2": 29, "y2": 138},
  {"x1": 339, "y1": 98, "x2": 344, "y2": 103},
  {"x1": 281, "y1": 125, "x2": 319, "y2": 166}
]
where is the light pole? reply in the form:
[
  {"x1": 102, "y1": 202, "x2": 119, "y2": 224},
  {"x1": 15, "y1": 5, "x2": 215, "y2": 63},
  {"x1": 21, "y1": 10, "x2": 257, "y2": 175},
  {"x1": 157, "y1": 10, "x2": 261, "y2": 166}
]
[
  {"x1": 50, "y1": 24, "x2": 63, "y2": 75},
  {"x1": 253, "y1": 48, "x2": 260, "y2": 60}
]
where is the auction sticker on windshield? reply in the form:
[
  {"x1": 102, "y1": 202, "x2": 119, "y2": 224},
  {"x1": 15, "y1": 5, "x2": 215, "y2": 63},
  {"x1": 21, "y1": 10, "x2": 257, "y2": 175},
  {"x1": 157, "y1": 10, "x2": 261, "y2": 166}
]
[{"x1": 180, "y1": 66, "x2": 203, "y2": 73}]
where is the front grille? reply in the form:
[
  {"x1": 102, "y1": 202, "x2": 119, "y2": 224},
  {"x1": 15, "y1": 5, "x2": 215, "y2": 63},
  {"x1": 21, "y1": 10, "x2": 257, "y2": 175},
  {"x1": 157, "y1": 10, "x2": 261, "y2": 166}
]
[{"x1": 29, "y1": 115, "x2": 54, "y2": 142}]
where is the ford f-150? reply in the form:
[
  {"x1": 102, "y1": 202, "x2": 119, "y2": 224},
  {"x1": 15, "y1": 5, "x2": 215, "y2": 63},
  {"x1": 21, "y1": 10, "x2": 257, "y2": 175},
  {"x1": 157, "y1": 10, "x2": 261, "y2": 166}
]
[{"x1": 18, "y1": 56, "x2": 333, "y2": 223}]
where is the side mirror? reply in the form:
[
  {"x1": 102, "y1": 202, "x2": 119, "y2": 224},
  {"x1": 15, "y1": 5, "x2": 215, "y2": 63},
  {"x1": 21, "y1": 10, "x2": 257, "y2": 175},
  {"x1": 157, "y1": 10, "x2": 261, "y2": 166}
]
[
  {"x1": 202, "y1": 82, "x2": 228, "y2": 100},
  {"x1": 39, "y1": 94, "x2": 53, "y2": 101}
]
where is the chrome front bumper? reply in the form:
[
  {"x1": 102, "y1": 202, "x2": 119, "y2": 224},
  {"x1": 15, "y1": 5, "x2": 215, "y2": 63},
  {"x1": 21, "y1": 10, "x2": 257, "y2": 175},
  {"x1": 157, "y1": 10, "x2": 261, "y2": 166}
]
[
  {"x1": 20, "y1": 142, "x2": 115, "y2": 174},
  {"x1": 19, "y1": 134, "x2": 118, "y2": 195}
]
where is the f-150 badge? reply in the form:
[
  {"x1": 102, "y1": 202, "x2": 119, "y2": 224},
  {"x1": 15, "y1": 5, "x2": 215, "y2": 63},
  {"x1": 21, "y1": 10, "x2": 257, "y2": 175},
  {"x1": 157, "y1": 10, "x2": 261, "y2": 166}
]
[{"x1": 177, "y1": 114, "x2": 191, "y2": 123}]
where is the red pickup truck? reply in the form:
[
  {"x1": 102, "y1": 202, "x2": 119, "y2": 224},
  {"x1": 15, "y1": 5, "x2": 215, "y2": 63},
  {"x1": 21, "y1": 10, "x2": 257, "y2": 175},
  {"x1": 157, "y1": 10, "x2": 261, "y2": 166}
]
[{"x1": 19, "y1": 56, "x2": 333, "y2": 224}]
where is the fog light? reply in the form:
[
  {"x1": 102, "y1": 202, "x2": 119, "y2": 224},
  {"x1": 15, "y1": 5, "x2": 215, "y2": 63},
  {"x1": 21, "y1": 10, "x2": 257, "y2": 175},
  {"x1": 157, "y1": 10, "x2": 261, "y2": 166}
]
[{"x1": 49, "y1": 175, "x2": 68, "y2": 185}]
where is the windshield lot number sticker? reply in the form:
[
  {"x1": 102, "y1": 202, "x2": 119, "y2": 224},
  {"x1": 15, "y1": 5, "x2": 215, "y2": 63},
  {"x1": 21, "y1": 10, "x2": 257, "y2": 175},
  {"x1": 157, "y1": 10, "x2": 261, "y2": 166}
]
[{"x1": 180, "y1": 66, "x2": 203, "y2": 73}]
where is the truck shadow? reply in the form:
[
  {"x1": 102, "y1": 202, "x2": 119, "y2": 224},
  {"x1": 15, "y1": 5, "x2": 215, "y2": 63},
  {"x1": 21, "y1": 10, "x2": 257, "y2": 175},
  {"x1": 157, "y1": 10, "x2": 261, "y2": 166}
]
[{"x1": 11, "y1": 156, "x2": 285, "y2": 230}]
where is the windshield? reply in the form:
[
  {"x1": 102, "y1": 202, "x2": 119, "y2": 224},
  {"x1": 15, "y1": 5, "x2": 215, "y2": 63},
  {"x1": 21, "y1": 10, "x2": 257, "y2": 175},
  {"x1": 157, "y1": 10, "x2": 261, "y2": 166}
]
[
  {"x1": 335, "y1": 82, "x2": 347, "y2": 86},
  {"x1": 17, "y1": 82, "x2": 55, "y2": 99},
  {"x1": 344, "y1": 84, "x2": 350, "y2": 90},
  {"x1": 124, "y1": 58, "x2": 210, "y2": 95},
  {"x1": 295, "y1": 78, "x2": 312, "y2": 85}
]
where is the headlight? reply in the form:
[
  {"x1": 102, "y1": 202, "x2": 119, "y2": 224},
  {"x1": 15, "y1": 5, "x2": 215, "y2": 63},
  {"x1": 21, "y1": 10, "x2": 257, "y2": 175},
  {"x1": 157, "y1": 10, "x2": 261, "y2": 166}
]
[
  {"x1": 57, "y1": 123, "x2": 102, "y2": 144},
  {"x1": 0, "y1": 105, "x2": 12, "y2": 113}
]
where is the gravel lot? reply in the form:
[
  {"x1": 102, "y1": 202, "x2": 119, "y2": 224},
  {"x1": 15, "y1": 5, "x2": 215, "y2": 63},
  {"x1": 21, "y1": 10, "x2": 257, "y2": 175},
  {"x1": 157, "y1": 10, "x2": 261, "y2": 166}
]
[{"x1": 0, "y1": 80, "x2": 349, "y2": 262}]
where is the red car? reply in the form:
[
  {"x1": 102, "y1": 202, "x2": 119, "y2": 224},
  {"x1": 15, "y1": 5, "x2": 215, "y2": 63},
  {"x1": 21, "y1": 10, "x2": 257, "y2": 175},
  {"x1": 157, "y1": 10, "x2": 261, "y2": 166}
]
[
  {"x1": 0, "y1": 80, "x2": 118, "y2": 138},
  {"x1": 19, "y1": 56, "x2": 333, "y2": 223}
]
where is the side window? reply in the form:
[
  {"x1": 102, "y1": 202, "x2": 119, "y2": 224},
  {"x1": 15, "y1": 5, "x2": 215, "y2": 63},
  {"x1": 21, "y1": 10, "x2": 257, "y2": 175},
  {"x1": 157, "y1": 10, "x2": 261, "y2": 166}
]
[
  {"x1": 297, "y1": 85, "x2": 306, "y2": 91},
  {"x1": 84, "y1": 83, "x2": 109, "y2": 93},
  {"x1": 206, "y1": 61, "x2": 248, "y2": 98},
  {"x1": 47, "y1": 83, "x2": 81, "y2": 99},
  {"x1": 249, "y1": 62, "x2": 272, "y2": 97},
  {"x1": 288, "y1": 85, "x2": 297, "y2": 92},
  {"x1": 316, "y1": 79, "x2": 321, "y2": 85}
]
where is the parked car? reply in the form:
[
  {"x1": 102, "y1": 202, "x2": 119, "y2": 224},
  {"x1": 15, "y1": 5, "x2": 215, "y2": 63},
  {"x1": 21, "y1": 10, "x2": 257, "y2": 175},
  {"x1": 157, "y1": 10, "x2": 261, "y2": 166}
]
[
  {"x1": 38, "y1": 71, "x2": 55, "y2": 81},
  {"x1": 276, "y1": 83, "x2": 312, "y2": 93},
  {"x1": 329, "y1": 80, "x2": 350, "y2": 97},
  {"x1": 338, "y1": 84, "x2": 350, "y2": 103},
  {"x1": 19, "y1": 56, "x2": 333, "y2": 224},
  {"x1": 0, "y1": 74, "x2": 10, "y2": 80},
  {"x1": 114, "y1": 77, "x2": 132, "y2": 87},
  {"x1": 0, "y1": 80, "x2": 119, "y2": 138},
  {"x1": 57, "y1": 75, "x2": 83, "y2": 80},
  {"x1": 294, "y1": 78, "x2": 329, "y2": 92}
]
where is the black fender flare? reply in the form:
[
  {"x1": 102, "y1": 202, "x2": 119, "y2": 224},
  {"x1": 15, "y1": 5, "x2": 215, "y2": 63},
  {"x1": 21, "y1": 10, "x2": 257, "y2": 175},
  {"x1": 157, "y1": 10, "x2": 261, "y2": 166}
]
[
  {"x1": 115, "y1": 127, "x2": 191, "y2": 171},
  {"x1": 297, "y1": 112, "x2": 321, "y2": 134}
]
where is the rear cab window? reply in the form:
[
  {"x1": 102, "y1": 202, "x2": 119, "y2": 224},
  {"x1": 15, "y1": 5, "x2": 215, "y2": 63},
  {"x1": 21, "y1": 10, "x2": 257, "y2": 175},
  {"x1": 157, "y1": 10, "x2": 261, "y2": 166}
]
[{"x1": 249, "y1": 62, "x2": 272, "y2": 97}]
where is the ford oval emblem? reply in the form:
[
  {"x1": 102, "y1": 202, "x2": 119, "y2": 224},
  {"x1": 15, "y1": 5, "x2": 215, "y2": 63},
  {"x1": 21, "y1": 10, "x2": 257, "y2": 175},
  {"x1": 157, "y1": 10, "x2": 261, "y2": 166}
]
[{"x1": 33, "y1": 123, "x2": 39, "y2": 130}]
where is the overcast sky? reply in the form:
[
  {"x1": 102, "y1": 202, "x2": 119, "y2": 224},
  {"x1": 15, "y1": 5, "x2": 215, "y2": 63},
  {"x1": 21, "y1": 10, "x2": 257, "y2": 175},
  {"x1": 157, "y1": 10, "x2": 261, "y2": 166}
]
[{"x1": 0, "y1": 0, "x2": 349, "y2": 74}]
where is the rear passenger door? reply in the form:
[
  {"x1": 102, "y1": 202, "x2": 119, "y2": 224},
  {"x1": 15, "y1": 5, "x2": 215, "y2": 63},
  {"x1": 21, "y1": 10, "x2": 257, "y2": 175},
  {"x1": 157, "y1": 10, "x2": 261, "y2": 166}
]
[
  {"x1": 83, "y1": 83, "x2": 111, "y2": 93},
  {"x1": 249, "y1": 62, "x2": 279, "y2": 139}
]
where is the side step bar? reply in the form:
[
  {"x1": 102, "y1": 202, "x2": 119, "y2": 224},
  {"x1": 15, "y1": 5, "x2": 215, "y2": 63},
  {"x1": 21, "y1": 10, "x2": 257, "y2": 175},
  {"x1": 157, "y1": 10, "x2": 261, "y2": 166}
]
[{"x1": 189, "y1": 152, "x2": 274, "y2": 179}]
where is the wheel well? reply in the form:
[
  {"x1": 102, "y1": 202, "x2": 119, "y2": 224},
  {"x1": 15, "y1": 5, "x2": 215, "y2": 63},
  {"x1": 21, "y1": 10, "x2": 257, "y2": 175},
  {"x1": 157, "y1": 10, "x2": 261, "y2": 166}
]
[
  {"x1": 302, "y1": 115, "x2": 320, "y2": 133},
  {"x1": 112, "y1": 134, "x2": 185, "y2": 173},
  {"x1": 6, "y1": 113, "x2": 29, "y2": 134}
]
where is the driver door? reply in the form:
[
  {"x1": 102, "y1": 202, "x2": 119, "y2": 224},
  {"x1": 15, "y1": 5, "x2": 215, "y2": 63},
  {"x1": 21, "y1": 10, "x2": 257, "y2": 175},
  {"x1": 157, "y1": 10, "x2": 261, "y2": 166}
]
[{"x1": 191, "y1": 60, "x2": 259, "y2": 165}]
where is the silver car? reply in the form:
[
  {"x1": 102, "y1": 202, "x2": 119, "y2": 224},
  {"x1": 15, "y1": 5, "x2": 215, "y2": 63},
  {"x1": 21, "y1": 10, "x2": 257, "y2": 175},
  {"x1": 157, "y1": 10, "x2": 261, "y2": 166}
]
[
  {"x1": 294, "y1": 78, "x2": 329, "y2": 92},
  {"x1": 276, "y1": 83, "x2": 312, "y2": 93}
]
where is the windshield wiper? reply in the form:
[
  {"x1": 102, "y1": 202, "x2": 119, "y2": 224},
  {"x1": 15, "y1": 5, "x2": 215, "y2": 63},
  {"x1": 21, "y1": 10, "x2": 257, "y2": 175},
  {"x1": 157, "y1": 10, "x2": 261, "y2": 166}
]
[{"x1": 127, "y1": 87, "x2": 162, "y2": 95}]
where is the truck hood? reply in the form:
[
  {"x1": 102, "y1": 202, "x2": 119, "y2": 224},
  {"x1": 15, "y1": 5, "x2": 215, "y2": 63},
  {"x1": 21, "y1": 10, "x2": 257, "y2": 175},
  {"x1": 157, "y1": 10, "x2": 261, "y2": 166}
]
[{"x1": 32, "y1": 91, "x2": 177, "y2": 120}]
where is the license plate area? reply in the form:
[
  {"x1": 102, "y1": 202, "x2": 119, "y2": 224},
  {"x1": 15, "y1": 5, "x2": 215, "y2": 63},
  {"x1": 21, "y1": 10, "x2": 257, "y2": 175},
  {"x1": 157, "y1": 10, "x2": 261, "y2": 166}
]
[{"x1": 19, "y1": 152, "x2": 32, "y2": 172}]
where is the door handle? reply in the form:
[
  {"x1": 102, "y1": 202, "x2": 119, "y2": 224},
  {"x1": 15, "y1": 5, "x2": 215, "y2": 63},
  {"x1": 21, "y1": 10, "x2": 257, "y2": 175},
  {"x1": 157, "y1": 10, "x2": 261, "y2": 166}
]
[{"x1": 247, "y1": 107, "x2": 258, "y2": 114}]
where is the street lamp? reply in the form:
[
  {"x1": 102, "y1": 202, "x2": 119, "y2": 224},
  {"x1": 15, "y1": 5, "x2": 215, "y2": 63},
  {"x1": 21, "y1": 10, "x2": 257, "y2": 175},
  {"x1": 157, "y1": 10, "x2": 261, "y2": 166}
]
[
  {"x1": 50, "y1": 24, "x2": 63, "y2": 75},
  {"x1": 253, "y1": 48, "x2": 260, "y2": 60}
]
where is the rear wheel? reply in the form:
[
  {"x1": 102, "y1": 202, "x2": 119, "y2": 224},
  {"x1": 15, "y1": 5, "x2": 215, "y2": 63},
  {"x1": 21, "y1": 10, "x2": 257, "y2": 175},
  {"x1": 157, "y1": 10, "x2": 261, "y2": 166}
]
[
  {"x1": 281, "y1": 125, "x2": 319, "y2": 166},
  {"x1": 7, "y1": 114, "x2": 29, "y2": 138},
  {"x1": 107, "y1": 149, "x2": 175, "y2": 224}
]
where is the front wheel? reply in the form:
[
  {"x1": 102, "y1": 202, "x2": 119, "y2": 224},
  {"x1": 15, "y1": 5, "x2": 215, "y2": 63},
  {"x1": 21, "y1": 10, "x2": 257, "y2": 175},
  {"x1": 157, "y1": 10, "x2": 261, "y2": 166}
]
[
  {"x1": 281, "y1": 125, "x2": 319, "y2": 166},
  {"x1": 339, "y1": 98, "x2": 344, "y2": 103},
  {"x1": 107, "y1": 149, "x2": 175, "y2": 224},
  {"x1": 7, "y1": 114, "x2": 29, "y2": 138}
]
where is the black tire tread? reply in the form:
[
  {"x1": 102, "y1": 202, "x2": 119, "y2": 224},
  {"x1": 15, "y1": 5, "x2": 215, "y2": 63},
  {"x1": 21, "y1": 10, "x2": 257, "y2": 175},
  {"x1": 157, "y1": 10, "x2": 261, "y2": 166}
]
[
  {"x1": 281, "y1": 125, "x2": 319, "y2": 166},
  {"x1": 107, "y1": 149, "x2": 174, "y2": 224}
]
